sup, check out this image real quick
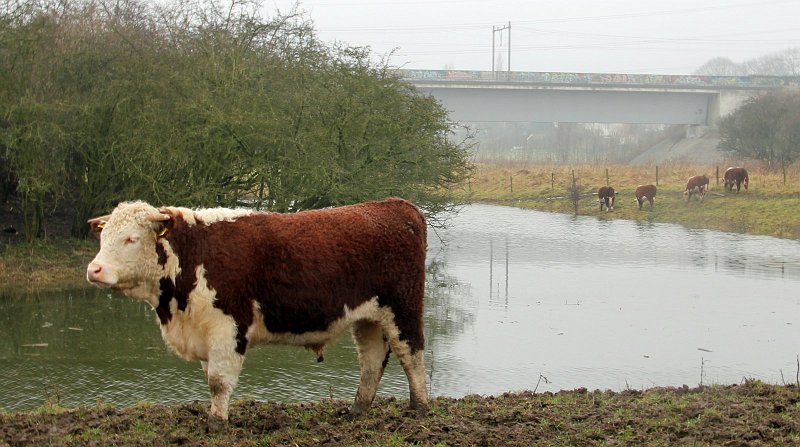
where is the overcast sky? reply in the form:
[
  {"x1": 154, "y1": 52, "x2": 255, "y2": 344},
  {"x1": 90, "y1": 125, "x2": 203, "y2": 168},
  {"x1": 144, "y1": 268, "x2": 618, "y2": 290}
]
[{"x1": 265, "y1": 0, "x2": 800, "y2": 75}]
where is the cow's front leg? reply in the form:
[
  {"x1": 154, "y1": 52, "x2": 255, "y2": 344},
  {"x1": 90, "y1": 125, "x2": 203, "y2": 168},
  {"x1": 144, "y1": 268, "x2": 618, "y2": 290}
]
[{"x1": 205, "y1": 347, "x2": 244, "y2": 424}]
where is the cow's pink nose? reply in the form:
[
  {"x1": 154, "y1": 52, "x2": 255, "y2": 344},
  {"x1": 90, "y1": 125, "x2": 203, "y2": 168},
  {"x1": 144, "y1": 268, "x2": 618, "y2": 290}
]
[{"x1": 87, "y1": 263, "x2": 103, "y2": 282}]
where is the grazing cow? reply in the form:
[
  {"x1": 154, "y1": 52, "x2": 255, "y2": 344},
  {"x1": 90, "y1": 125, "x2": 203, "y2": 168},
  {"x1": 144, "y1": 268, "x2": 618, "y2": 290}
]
[
  {"x1": 86, "y1": 199, "x2": 429, "y2": 424},
  {"x1": 635, "y1": 184, "x2": 657, "y2": 210},
  {"x1": 683, "y1": 174, "x2": 709, "y2": 202},
  {"x1": 597, "y1": 186, "x2": 616, "y2": 211},
  {"x1": 724, "y1": 167, "x2": 749, "y2": 192}
]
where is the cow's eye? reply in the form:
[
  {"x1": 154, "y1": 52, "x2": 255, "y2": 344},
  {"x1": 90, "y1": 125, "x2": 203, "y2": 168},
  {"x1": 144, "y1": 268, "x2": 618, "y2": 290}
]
[{"x1": 124, "y1": 236, "x2": 140, "y2": 245}]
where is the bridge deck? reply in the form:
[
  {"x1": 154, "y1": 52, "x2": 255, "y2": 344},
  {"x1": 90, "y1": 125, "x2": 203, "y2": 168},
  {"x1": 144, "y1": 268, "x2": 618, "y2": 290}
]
[{"x1": 400, "y1": 69, "x2": 800, "y2": 91}]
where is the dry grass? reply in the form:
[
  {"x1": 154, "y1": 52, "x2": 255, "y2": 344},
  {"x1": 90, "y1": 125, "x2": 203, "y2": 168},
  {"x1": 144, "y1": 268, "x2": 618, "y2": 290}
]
[{"x1": 0, "y1": 239, "x2": 96, "y2": 292}]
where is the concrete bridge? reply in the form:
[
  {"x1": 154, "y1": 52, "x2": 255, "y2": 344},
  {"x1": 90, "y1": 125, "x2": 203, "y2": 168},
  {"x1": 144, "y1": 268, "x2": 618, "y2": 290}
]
[{"x1": 401, "y1": 69, "x2": 800, "y2": 126}]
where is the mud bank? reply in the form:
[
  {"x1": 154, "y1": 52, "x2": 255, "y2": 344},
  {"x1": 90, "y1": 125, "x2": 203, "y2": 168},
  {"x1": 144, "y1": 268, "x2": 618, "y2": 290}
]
[{"x1": 2, "y1": 381, "x2": 799, "y2": 446}]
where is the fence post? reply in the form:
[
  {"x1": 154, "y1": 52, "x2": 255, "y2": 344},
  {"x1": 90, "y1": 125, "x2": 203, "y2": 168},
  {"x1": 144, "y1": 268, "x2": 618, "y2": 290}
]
[
  {"x1": 605, "y1": 168, "x2": 609, "y2": 186},
  {"x1": 510, "y1": 175, "x2": 513, "y2": 193},
  {"x1": 551, "y1": 172, "x2": 554, "y2": 190},
  {"x1": 716, "y1": 166, "x2": 719, "y2": 186},
  {"x1": 655, "y1": 166, "x2": 659, "y2": 186}
]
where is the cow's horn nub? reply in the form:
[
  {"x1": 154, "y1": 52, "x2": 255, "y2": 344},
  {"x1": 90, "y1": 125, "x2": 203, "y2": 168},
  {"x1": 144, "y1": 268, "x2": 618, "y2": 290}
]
[
  {"x1": 147, "y1": 212, "x2": 171, "y2": 222},
  {"x1": 87, "y1": 215, "x2": 110, "y2": 225}
]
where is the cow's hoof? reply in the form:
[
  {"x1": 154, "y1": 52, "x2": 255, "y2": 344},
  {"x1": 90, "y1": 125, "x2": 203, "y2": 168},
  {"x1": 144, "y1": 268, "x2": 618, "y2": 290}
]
[
  {"x1": 206, "y1": 415, "x2": 228, "y2": 433},
  {"x1": 407, "y1": 403, "x2": 430, "y2": 417},
  {"x1": 348, "y1": 404, "x2": 369, "y2": 418}
]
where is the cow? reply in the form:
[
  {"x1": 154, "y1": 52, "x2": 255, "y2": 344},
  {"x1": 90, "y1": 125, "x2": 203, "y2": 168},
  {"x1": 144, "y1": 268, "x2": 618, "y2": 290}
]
[
  {"x1": 683, "y1": 174, "x2": 709, "y2": 202},
  {"x1": 597, "y1": 186, "x2": 616, "y2": 211},
  {"x1": 86, "y1": 198, "x2": 429, "y2": 425},
  {"x1": 724, "y1": 167, "x2": 749, "y2": 192},
  {"x1": 635, "y1": 184, "x2": 657, "y2": 210}
]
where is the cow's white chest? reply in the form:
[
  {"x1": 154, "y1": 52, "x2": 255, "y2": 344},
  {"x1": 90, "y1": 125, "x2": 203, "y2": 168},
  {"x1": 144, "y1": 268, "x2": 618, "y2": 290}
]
[{"x1": 158, "y1": 266, "x2": 237, "y2": 362}]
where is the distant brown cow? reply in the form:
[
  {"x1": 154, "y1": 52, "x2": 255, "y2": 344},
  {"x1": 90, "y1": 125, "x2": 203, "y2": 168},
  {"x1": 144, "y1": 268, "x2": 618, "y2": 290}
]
[
  {"x1": 635, "y1": 184, "x2": 657, "y2": 210},
  {"x1": 598, "y1": 186, "x2": 616, "y2": 211},
  {"x1": 724, "y1": 167, "x2": 749, "y2": 192},
  {"x1": 684, "y1": 174, "x2": 709, "y2": 202}
]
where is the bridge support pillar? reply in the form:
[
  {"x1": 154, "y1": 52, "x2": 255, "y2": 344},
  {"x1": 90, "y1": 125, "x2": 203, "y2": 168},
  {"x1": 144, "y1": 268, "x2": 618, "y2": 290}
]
[{"x1": 685, "y1": 124, "x2": 708, "y2": 139}]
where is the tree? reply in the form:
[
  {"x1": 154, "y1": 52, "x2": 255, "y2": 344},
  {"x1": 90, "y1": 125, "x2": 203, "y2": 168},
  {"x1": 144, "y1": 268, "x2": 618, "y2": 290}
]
[
  {"x1": 0, "y1": 0, "x2": 474, "y2": 240},
  {"x1": 694, "y1": 57, "x2": 745, "y2": 76},
  {"x1": 695, "y1": 48, "x2": 800, "y2": 76},
  {"x1": 718, "y1": 90, "x2": 800, "y2": 166}
]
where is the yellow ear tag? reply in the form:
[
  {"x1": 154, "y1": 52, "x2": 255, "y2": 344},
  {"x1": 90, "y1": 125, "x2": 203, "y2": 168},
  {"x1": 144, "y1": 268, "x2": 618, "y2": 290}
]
[
  {"x1": 158, "y1": 226, "x2": 169, "y2": 237},
  {"x1": 97, "y1": 221, "x2": 106, "y2": 229}
]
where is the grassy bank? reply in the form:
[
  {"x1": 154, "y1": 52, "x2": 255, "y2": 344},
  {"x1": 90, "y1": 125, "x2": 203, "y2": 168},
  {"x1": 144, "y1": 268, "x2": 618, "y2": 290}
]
[
  {"x1": 461, "y1": 163, "x2": 800, "y2": 239},
  {"x1": 0, "y1": 238, "x2": 96, "y2": 292},
  {"x1": 2, "y1": 381, "x2": 799, "y2": 446}
]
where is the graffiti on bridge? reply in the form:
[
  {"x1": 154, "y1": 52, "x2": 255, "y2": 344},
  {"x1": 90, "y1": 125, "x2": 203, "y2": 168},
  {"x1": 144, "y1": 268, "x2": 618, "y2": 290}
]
[{"x1": 401, "y1": 69, "x2": 800, "y2": 88}]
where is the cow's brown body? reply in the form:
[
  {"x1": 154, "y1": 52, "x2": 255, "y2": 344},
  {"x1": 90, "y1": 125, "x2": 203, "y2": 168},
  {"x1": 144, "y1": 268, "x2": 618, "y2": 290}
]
[
  {"x1": 724, "y1": 167, "x2": 749, "y2": 192},
  {"x1": 635, "y1": 184, "x2": 657, "y2": 210},
  {"x1": 598, "y1": 186, "x2": 616, "y2": 211},
  {"x1": 684, "y1": 174, "x2": 709, "y2": 202},
  {"x1": 87, "y1": 199, "x2": 429, "y2": 423}
]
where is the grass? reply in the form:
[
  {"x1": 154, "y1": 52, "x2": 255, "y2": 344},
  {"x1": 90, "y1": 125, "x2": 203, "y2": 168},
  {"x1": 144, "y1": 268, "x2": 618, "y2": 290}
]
[
  {"x1": 458, "y1": 162, "x2": 800, "y2": 239},
  {"x1": 0, "y1": 238, "x2": 96, "y2": 292}
]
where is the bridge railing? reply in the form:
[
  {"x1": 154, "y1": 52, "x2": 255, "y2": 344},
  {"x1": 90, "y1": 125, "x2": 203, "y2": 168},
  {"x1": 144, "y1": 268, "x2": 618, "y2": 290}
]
[{"x1": 399, "y1": 69, "x2": 800, "y2": 89}]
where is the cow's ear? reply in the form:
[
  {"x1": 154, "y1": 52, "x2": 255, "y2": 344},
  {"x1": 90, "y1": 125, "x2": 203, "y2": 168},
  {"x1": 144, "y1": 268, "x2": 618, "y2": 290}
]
[
  {"x1": 87, "y1": 215, "x2": 110, "y2": 240},
  {"x1": 148, "y1": 210, "x2": 173, "y2": 238}
]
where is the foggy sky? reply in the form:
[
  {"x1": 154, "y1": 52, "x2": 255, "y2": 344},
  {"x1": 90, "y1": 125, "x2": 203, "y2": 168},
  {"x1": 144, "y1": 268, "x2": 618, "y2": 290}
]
[{"x1": 267, "y1": 0, "x2": 800, "y2": 75}]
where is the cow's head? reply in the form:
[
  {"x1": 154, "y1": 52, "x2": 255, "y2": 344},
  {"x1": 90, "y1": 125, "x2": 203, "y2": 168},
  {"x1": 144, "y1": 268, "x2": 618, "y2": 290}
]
[
  {"x1": 723, "y1": 178, "x2": 734, "y2": 190},
  {"x1": 87, "y1": 201, "x2": 172, "y2": 301}
]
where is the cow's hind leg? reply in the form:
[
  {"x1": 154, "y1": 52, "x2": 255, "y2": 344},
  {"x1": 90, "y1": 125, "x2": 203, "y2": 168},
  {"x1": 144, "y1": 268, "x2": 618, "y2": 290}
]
[
  {"x1": 380, "y1": 311, "x2": 428, "y2": 413},
  {"x1": 387, "y1": 337, "x2": 428, "y2": 413},
  {"x1": 381, "y1": 274, "x2": 429, "y2": 414},
  {"x1": 351, "y1": 320, "x2": 391, "y2": 415}
]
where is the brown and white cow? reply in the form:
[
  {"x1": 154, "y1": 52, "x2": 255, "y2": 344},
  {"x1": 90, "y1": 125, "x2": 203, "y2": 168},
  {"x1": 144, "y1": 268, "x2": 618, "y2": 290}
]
[
  {"x1": 724, "y1": 167, "x2": 749, "y2": 192},
  {"x1": 86, "y1": 199, "x2": 429, "y2": 424},
  {"x1": 683, "y1": 174, "x2": 709, "y2": 202},
  {"x1": 597, "y1": 186, "x2": 615, "y2": 211},
  {"x1": 635, "y1": 184, "x2": 657, "y2": 210}
]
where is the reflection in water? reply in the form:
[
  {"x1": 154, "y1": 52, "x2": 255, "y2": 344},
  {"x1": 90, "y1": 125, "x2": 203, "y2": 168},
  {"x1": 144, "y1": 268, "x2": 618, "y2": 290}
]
[
  {"x1": 487, "y1": 239, "x2": 511, "y2": 309},
  {"x1": 2, "y1": 204, "x2": 800, "y2": 411},
  {"x1": 424, "y1": 204, "x2": 800, "y2": 399}
]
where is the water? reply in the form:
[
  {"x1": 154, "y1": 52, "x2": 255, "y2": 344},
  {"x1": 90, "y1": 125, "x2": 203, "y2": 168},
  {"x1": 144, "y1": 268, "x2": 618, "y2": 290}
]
[{"x1": 2, "y1": 203, "x2": 799, "y2": 411}]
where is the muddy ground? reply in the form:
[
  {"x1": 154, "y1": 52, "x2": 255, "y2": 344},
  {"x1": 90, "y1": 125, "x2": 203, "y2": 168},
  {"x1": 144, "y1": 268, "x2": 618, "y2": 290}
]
[{"x1": 2, "y1": 381, "x2": 799, "y2": 446}]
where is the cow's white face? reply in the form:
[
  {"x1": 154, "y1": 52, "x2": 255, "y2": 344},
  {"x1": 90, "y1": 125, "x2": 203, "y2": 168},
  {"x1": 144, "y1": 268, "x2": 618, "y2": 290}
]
[{"x1": 87, "y1": 202, "x2": 167, "y2": 303}]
